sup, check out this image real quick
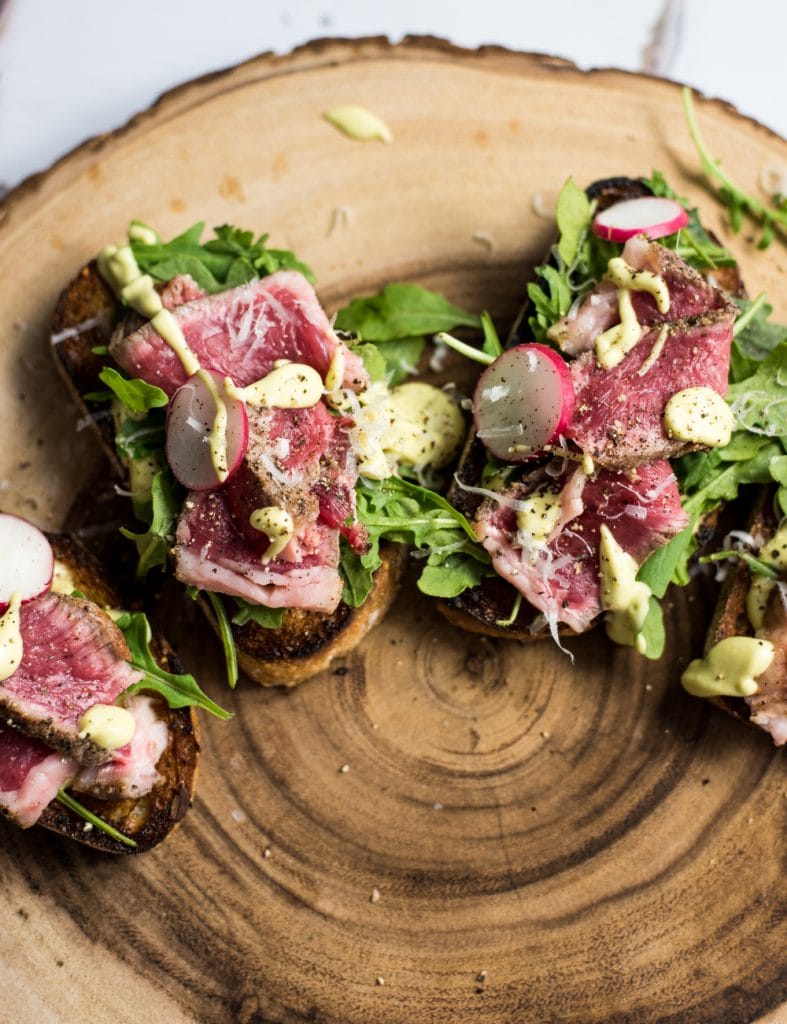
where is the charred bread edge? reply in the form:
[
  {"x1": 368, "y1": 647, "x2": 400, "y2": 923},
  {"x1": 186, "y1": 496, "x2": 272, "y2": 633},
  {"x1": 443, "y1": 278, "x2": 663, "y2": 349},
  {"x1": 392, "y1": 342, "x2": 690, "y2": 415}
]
[
  {"x1": 51, "y1": 261, "x2": 406, "y2": 688},
  {"x1": 704, "y1": 487, "x2": 774, "y2": 728},
  {"x1": 22, "y1": 534, "x2": 200, "y2": 854},
  {"x1": 437, "y1": 175, "x2": 745, "y2": 642},
  {"x1": 198, "y1": 543, "x2": 407, "y2": 687}
]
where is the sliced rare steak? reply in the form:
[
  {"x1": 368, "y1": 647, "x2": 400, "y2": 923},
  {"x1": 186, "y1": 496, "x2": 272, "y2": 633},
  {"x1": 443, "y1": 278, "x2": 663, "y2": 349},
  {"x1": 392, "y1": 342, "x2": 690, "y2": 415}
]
[
  {"x1": 565, "y1": 308, "x2": 735, "y2": 470},
  {"x1": 109, "y1": 270, "x2": 368, "y2": 395},
  {"x1": 72, "y1": 694, "x2": 170, "y2": 799},
  {"x1": 0, "y1": 593, "x2": 143, "y2": 765},
  {"x1": 475, "y1": 460, "x2": 688, "y2": 634},
  {"x1": 222, "y1": 403, "x2": 363, "y2": 554},
  {"x1": 175, "y1": 488, "x2": 344, "y2": 614},
  {"x1": 0, "y1": 721, "x2": 77, "y2": 828},
  {"x1": 547, "y1": 235, "x2": 735, "y2": 356}
]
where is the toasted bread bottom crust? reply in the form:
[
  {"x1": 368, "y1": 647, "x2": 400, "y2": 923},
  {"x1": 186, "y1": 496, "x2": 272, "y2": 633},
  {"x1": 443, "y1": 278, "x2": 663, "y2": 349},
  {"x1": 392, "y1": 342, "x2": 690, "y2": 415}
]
[
  {"x1": 199, "y1": 543, "x2": 407, "y2": 687},
  {"x1": 33, "y1": 534, "x2": 200, "y2": 854}
]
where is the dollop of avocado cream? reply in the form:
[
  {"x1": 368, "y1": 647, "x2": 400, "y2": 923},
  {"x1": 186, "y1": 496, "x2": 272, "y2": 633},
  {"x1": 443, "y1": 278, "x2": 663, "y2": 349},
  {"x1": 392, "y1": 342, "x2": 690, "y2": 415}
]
[
  {"x1": 250, "y1": 506, "x2": 295, "y2": 564},
  {"x1": 663, "y1": 387, "x2": 734, "y2": 448},
  {"x1": 515, "y1": 485, "x2": 563, "y2": 547},
  {"x1": 77, "y1": 703, "x2": 137, "y2": 750},
  {"x1": 681, "y1": 636, "x2": 774, "y2": 699},
  {"x1": 595, "y1": 257, "x2": 670, "y2": 370},
  {"x1": 383, "y1": 382, "x2": 465, "y2": 472},
  {"x1": 0, "y1": 592, "x2": 23, "y2": 682},
  {"x1": 225, "y1": 362, "x2": 324, "y2": 410},
  {"x1": 598, "y1": 525, "x2": 651, "y2": 654}
]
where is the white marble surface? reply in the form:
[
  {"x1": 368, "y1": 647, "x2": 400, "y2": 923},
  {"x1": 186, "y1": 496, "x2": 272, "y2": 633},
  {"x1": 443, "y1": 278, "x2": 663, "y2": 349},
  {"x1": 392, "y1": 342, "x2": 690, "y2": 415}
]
[{"x1": 1, "y1": 0, "x2": 785, "y2": 192}]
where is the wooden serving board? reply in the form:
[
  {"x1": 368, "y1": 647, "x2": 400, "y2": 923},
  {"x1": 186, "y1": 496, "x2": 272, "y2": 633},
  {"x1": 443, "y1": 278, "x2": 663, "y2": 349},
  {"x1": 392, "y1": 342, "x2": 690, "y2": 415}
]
[{"x1": 0, "y1": 38, "x2": 785, "y2": 1024}]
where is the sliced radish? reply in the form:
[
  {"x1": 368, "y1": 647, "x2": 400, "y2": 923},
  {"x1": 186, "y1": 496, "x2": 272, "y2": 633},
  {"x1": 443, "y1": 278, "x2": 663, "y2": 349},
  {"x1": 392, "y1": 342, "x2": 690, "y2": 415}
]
[
  {"x1": 0, "y1": 513, "x2": 54, "y2": 613},
  {"x1": 166, "y1": 369, "x2": 249, "y2": 490},
  {"x1": 473, "y1": 344, "x2": 575, "y2": 462},
  {"x1": 592, "y1": 196, "x2": 690, "y2": 242}
]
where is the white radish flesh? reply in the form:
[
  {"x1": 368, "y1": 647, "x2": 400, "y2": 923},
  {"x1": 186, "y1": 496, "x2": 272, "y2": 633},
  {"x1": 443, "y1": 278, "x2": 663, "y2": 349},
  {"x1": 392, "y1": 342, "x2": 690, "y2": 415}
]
[
  {"x1": 593, "y1": 196, "x2": 689, "y2": 242},
  {"x1": 473, "y1": 344, "x2": 575, "y2": 462},
  {"x1": 0, "y1": 514, "x2": 54, "y2": 612},
  {"x1": 166, "y1": 370, "x2": 249, "y2": 491}
]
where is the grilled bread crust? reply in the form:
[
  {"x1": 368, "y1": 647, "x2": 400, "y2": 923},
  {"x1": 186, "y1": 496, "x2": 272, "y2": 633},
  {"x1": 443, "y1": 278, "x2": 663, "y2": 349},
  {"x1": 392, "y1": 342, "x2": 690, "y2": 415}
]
[
  {"x1": 704, "y1": 488, "x2": 775, "y2": 728},
  {"x1": 34, "y1": 533, "x2": 200, "y2": 854},
  {"x1": 438, "y1": 176, "x2": 745, "y2": 642},
  {"x1": 51, "y1": 262, "x2": 404, "y2": 687}
]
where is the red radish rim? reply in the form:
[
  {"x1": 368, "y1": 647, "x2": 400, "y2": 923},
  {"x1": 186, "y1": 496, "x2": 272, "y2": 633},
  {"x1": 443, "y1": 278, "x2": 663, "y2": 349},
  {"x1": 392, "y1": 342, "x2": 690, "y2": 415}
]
[
  {"x1": 166, "y1": 368, "x2": 249, "y2": 491},
  {"x1": 592, "y1": 196, "x2": 690, "y2": 243},
  {"x1": 472, "y1": 343, "x2": 575, "y2": 463},
  {"x1": 0, "y1": 512, "x2": 54, "y2": 613}
]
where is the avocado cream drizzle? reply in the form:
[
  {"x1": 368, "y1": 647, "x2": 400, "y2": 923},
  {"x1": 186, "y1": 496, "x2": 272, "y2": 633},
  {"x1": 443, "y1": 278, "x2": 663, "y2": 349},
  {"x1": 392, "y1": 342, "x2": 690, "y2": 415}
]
[
  {"x1": 595, "y1": 256, "x2": 670, "y2": 371},
  {"x1": 250, "y1": 507, "x2": 295, "y2": 564},
  {"x1": 77, "y1": 703, "x2": 137, "y2": 751},
  {"x1": 663, "y1": 387, "x2": 734, "y2": 448},
  {"x1": 225, "y1": 362, "x2": 324, "y2": 409},
  {"x1": 98, "y1": 241, "x2": 231, "y2": 482},
  {"x1": 0, "y1": 592, "x2": 23, "y2": 682},
  {"x1": 598, "y1": 525, "x2": 651, "y2": 654},
  {"x1": 681, "y1": 637, "x2": 774, "y2": 699},
  {"x1": 515, "y1": 485, "x2": 564, "y2": 547}
]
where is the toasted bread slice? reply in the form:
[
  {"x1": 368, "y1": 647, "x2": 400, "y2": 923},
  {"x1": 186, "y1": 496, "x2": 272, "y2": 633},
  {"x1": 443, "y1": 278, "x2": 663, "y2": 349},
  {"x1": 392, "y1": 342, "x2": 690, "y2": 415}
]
[
  {"x1": 438, "y1": 176, "x2": 746, "y2": 642},
  {"x1": 51, "y1": 262, "x2": 404, "y2": 687},
  {"x1": 27, "y1": 533, "x2": 199, "y2": 854}
]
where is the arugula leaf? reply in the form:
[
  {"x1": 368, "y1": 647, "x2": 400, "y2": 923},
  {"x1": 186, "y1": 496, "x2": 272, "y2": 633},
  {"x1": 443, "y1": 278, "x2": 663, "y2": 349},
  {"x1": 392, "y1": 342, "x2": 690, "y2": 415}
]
[
  {"x1": 116, "y1": 610, "x2": 232, "y2": 719},
  {"x1": 643, "y1": 170, "x2": 736, "y2": 269},
  {"x1": 114, "y1": 409, "x2": 166, "y2": 463},
  {"x1": 231, "y1": 600, "x2": 284, "y2": 628},
  {"x1": 130, "y1": 222, "x2": 314, "y2": 294},
  {"x1": 556, "y1": 177, "x2": 592, "y2": 266},
  {"x1": 334, "y1": 283, "x2": 481, "y2": 341},
  {"x1": 682, "y1": 87, "x2": 787, "y2": 249},
  {"x1": 376, "y1": 337, "x2": 426, "y2": 385},
  {"x1": 203, "y1": 592, "x2": 238, "y2": 690},
  {"x1": 480, "y1": 311, "x2": 503, "y2": 359},
  {"x1": 98, "y1": 367, "x2": 168, "y2": 414},
  {"x1": 638, "y1": 597, "x2": 665, "y2": 660},
  {"x1": 342, "y1": 476, "x2": 491, "y2": 606},
  {"x1": 120, "y1": 470, "x2": 181, "y2": 578},
  {"x1": 56, "y1": 790, "x2": 137, "y2": 849}
]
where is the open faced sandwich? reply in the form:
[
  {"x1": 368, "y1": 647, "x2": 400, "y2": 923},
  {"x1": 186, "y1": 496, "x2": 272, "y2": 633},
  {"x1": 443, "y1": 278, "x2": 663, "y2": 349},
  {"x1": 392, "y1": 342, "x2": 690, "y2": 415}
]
[
  {"x1": 51, "y1": 224, "x2": 482, "y2": 687},
  {"x1": 435, "y1": 173, "x2": 787, "y2": 743},
  {"x1": 0, "y1": 512, "x2": 226, "y2": 852}
]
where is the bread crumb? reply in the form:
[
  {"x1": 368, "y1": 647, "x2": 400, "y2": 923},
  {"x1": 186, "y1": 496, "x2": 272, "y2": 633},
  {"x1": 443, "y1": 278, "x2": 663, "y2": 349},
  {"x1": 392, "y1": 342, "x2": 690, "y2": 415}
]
[
  {"x1": 263, "y1": 846, "x2": 272, "y2": 858},
  {"x1": 339, "y1": 763, "x2": 350, "y2": 774},
  {"x1": 370, "y1": 887, "x2": 380, "y2": 903}
]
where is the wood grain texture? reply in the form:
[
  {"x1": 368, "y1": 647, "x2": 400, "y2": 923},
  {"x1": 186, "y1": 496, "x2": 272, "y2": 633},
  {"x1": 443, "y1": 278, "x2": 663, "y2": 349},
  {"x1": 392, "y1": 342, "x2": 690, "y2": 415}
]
[{"x1": 0, "y1": 37, "x2": 785, "y2": 1024}]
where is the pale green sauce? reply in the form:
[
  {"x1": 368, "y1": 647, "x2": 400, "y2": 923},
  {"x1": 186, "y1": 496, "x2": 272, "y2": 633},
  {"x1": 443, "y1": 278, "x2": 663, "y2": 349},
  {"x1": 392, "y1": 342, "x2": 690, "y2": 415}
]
[
  {"x1": 99, "y1": 234, "x2": 230, "y2": 482},
  {"x1": 323, "y1": 105, "x2": 393, "y2": 143},
  {"x1": 383, "y1": 382, "x2": 465, "y2": 471},
  {"x1": 226, "y1": 362, "x2": 323, "y2": 410},
  {"x1": 77, "y1": 703, "x2": 136, "y2": 750},
  {"x1": 681, "y1": 636, "x2": 774, "y2": 698},
  {"x1": 595, "y1": 256, "x2": 670, "y2": 371},
  {"x1": 250, "y1": 506, "x2": 294, "y2": 564},
  {"x1": 515, "y1": 486, "x2": 563, "y2": 546},
  {"x1": 0, "y1": 593, "x2": 23, "y2": 682},
  {"x1": 663, "y1": 387, "x2": 734, "y2": 447},
  {"x1": 598, "y1": 525, "x2": 651, "y2": 654}
]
